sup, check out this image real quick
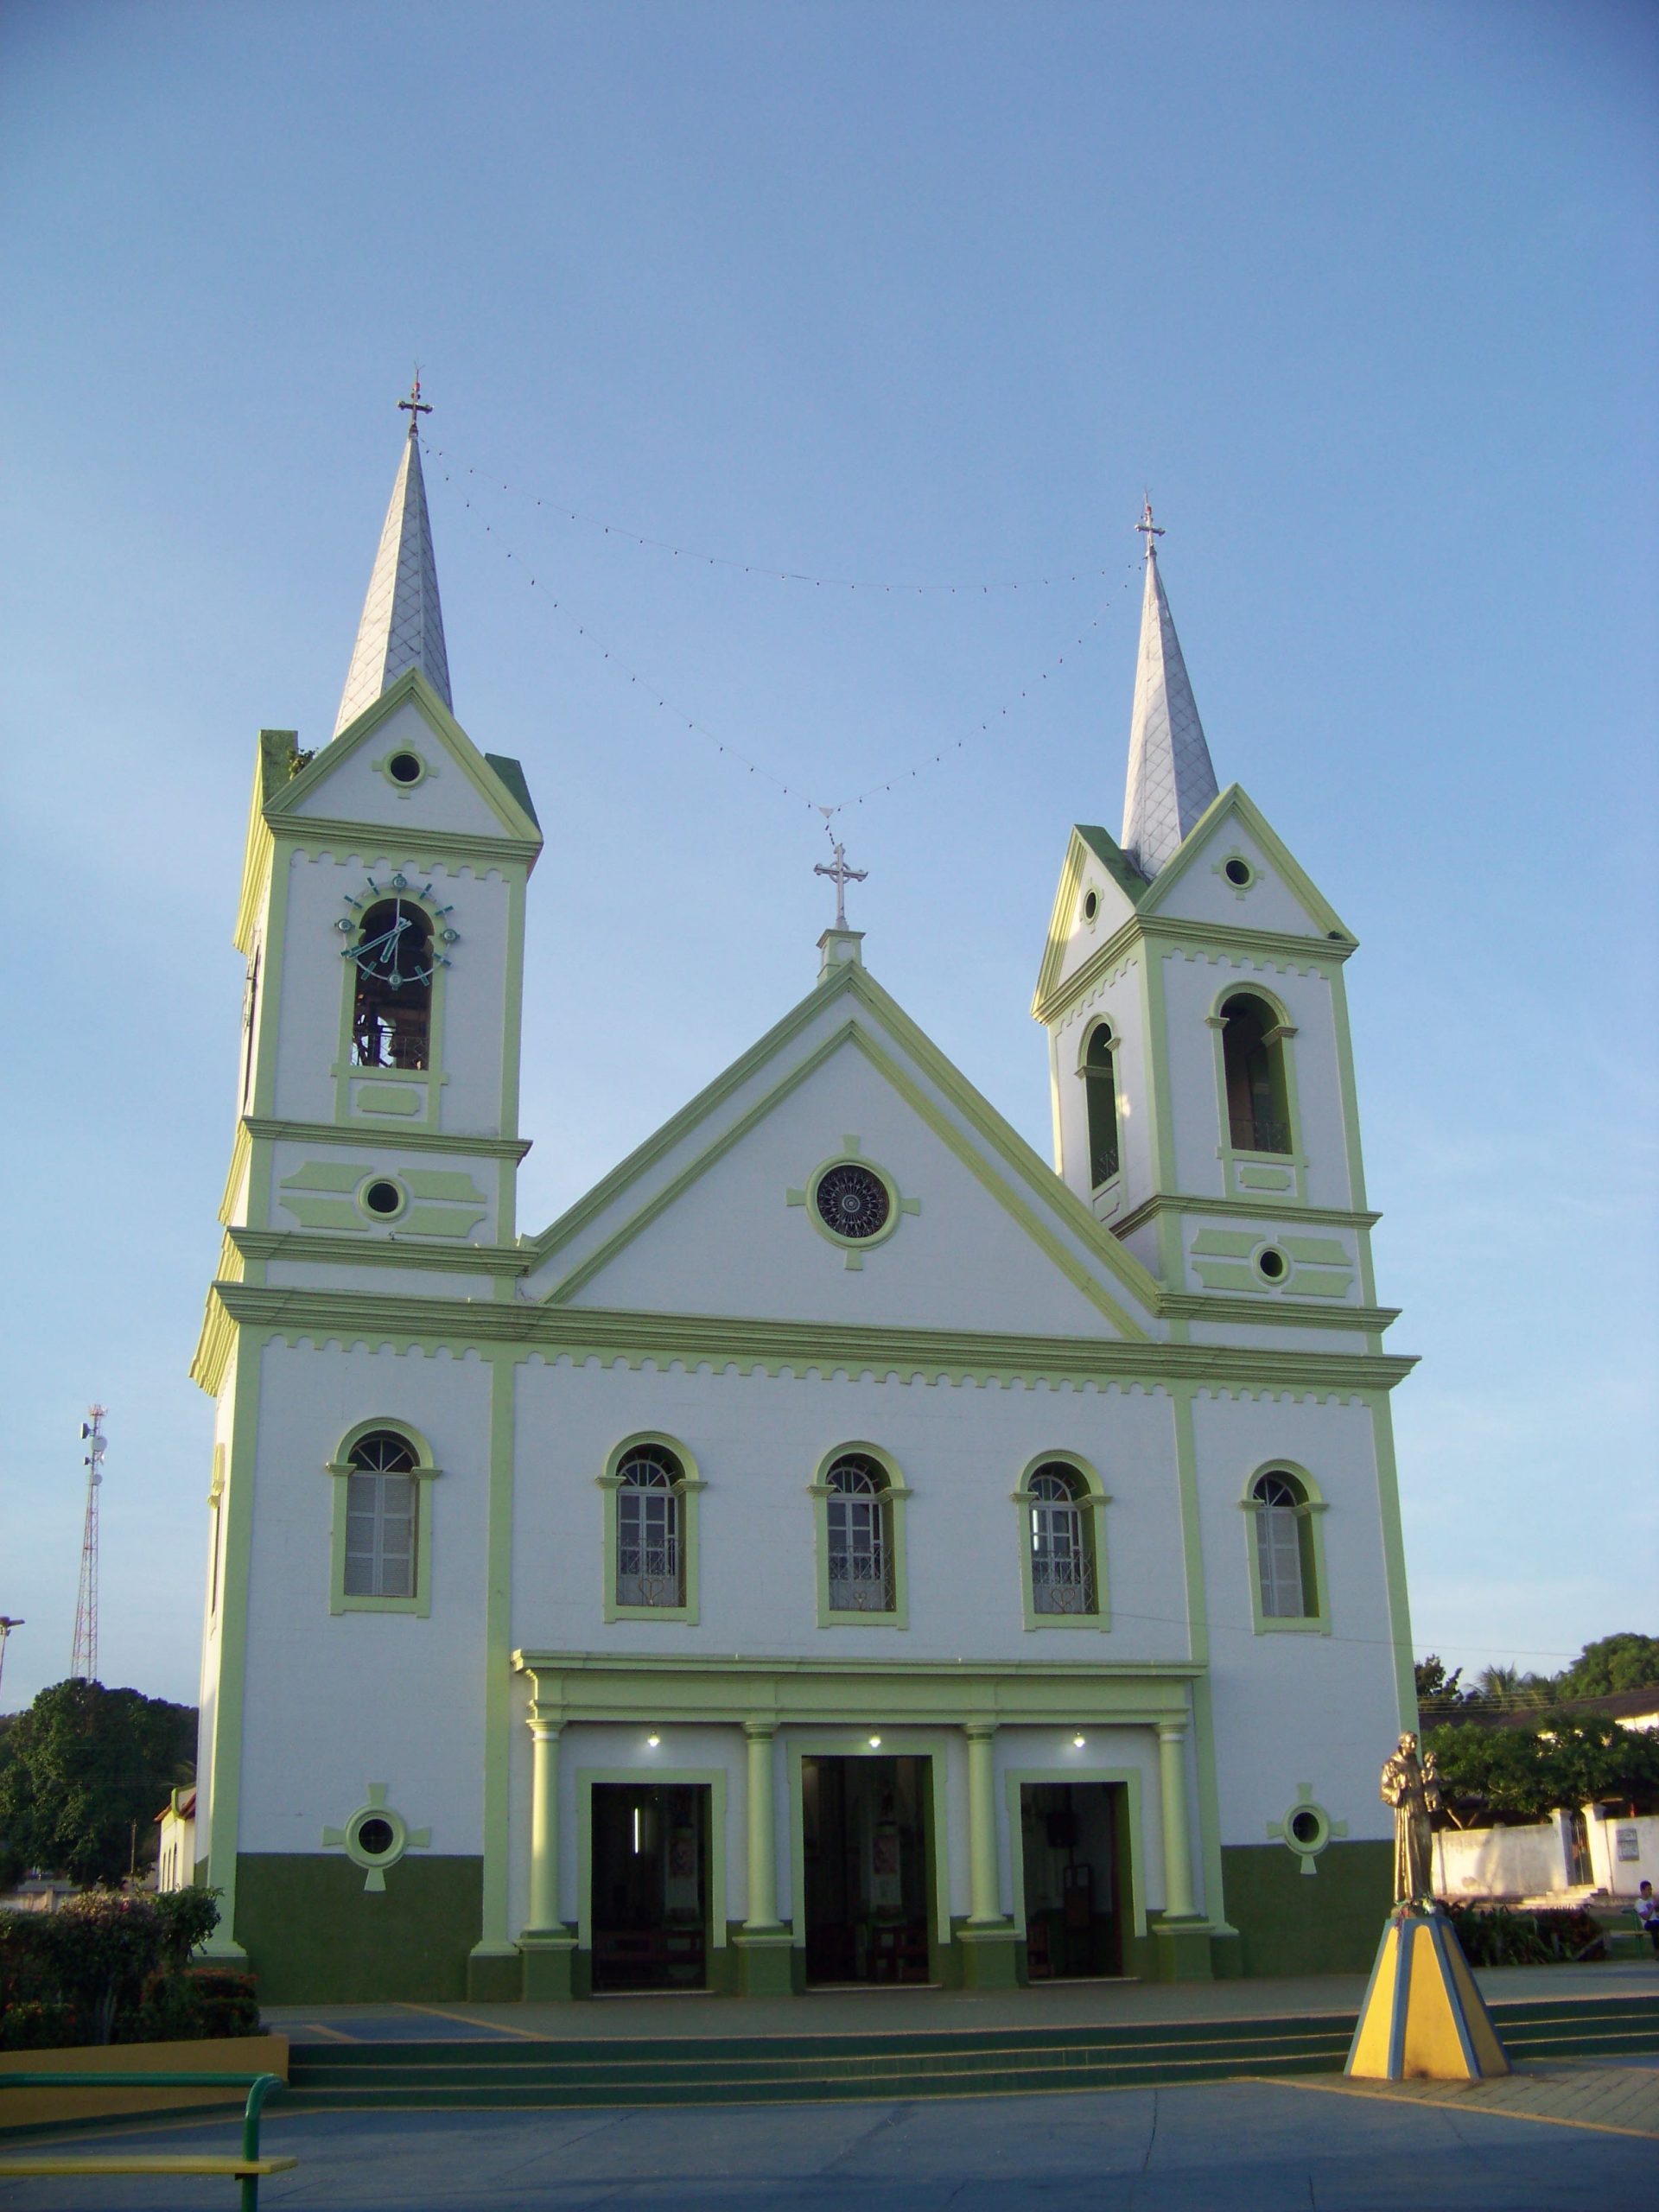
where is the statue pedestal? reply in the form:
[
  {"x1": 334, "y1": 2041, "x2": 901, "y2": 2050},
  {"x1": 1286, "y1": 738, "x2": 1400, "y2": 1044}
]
[{"x1": 1345, "y1": 1907, "x2": 1510, "y2": 2082}]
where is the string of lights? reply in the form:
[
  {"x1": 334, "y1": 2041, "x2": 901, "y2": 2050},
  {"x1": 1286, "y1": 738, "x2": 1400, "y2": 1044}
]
[
  {"x1": 423, "y1": 441, "x2": 1121, "y2": 594},
  {"x1": 428, "y1": 459, "x2": 1143, "y2": 820}
]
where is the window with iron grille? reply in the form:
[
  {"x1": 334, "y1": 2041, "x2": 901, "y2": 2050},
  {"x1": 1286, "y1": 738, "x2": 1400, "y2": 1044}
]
[
  {"x1": 616, "y1": 1444, "x2": 685, "y2": 1609},
  {"x1": 343, "y1": 1429, "x2": 418, "y2": 1599},
  {"x1": 1027, "y1": 1462, "x2": 1098, "y2": 1615},
  {"x1": 1253, "y1": 1471, "x2": 1311, "y2": 1618},
  {"x1": 825, "y1": 1454, "x2": 895, "y2": 1612}
]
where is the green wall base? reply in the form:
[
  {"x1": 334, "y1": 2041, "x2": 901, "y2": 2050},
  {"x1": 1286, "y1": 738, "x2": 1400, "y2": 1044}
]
[
  {"x1": 1221, "y1": 1839, "x2": 1392, "y2": 1977},
  {"x1": 957, "y1": 1925, "x2": 1022, "y2": 1989},
  {"x1": 1152, "y1": 1920, "x2": 1215, "y2": 1982},
  {"x1": 734, "y1": 1929, "x2": 795, "y2": 1997},
  {"x1": 519, "y1": 1936, "x2": 577, "y2": 2001},
  {"x1": 235, "y1": 1853, "x2": 482, "y2": 2003},
  {"x1": 465, "y1": 1946, "x2": 522, "y2": 2002}
]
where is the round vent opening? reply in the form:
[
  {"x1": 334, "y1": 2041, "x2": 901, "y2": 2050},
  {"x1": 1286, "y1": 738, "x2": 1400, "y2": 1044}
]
[
  {"x1": 356, "y1": 1817, "x2": 396, "y2": 1859},
  {"x1": 387, "y1": 751, "x2": 423, "y2": 785},
  {"x1": 363, "y1": 1179, "x2": 404, "y2": 1217}
]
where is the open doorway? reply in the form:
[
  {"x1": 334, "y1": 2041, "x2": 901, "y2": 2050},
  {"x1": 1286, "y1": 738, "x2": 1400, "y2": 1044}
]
[
  {"x1": 802, "y1": 1755, "x2": 932, "y2": 1985},
  {"x1": 589, "y1": 1782, "x2": 710, "y2": 1992},
  {"x1": 1018, "y1": 1781, "x2": 1125, "y2": 1980}
]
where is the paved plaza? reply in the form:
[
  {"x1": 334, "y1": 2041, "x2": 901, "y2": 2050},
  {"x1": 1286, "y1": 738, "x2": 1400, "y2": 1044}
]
[{"x1": 3, "y1": 2064, "x2": 1656, "y2": 2211}]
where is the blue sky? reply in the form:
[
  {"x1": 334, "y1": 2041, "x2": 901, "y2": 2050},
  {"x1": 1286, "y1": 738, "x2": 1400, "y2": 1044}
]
[{"x1": 3, "y1": 0, "x2": 1654, "y2": 1711}]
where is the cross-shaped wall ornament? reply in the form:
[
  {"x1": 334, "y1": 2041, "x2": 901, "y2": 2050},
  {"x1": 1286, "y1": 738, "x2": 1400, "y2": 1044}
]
[
  {"x1": 322, "y1": 1782, "x2": 430, "y2": 1892},
  {"x1": 814, "y1": 841, "x2": 868, "y2": 931}
]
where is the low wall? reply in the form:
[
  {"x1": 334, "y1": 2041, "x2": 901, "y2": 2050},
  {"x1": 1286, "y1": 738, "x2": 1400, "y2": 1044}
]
[
  {"x1": 0, "y1": 2034, "x2": 289, "y2": 2132},
  {"x1": 1434, "y1": 1809, "x2": 1659, "y2": 1900}
]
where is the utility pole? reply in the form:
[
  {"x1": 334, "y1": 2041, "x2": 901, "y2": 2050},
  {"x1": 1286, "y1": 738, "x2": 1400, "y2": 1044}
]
[{"x1": 72, "y1": 1407, "x2": 106, "y2": 1683}]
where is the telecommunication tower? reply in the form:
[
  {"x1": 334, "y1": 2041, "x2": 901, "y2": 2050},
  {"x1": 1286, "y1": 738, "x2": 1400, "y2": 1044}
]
[
  {"x1": 71, "y1": 1407, "x2": 106, "y2": 1683},
  {"x1": 0, "y1": 1618, "x2": 22, "y2": 1699}
]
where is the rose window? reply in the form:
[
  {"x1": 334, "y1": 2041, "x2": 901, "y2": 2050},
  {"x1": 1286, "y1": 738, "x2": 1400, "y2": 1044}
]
[{"x1": 814, "y1": 1163, "x2": 891, "y2": 1241}]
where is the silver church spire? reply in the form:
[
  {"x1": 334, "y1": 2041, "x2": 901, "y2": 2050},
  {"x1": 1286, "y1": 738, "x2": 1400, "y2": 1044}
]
[
  {"x1": 1119, "y1": 502, "x2": 1218, "y2": 878},
  {"x1": 333, "y1": 378, "x2": 453, "y2": 738}
]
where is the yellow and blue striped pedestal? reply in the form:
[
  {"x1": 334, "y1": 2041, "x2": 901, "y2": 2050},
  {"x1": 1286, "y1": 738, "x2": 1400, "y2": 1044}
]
[{"x1": 1345, "y1": 1909, "x2": 1510, "y2": 2081}]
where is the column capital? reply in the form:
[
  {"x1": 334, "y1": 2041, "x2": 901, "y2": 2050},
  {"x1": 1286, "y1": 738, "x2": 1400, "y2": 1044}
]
[
  {"x1": 963, "y1": 1719, "x2": 998, "y2": 1743},
  {"x1": 528, "y1": 1713, "x2": 565, "y2": 1742},
  {"x1": 1157, "y1": 1720, "x2": 1188, "y2": 1745},
  {"x1": 743, "y1": 1718, "x2": 778, "y2": 1743}
]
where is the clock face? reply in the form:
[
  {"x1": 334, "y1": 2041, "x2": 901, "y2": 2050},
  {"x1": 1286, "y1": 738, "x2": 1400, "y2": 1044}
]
[{"x1": 334, "y1": 874, "x2": 460, "y2": 987}]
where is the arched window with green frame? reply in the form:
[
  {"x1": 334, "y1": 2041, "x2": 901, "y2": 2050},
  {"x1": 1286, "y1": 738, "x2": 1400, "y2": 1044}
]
[
  {"x1": 1081, "y1": 1023, "x2": 1121, "y2": 1188},
  {"x1": 1220, "y1": 992, "x2": 1292, "y2": 1155}
]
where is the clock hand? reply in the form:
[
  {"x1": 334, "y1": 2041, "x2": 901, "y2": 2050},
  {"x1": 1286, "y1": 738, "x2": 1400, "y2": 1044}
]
[{"x1": 343, "y1": 916, "x2": 411, "y2": 963}]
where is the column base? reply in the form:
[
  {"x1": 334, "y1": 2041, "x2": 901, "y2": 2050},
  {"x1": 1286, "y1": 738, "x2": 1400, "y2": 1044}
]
[
  {"x1": 1152, "y1": 1917, "x2": 1215, "y2": 1983},
  {"x1": 518, "y1": 1931, "x2": 578, "y2": 2001},
  {"x1": 957, "y1": 1923, "x2": 1022, "y2": 1989},
  {"x1": 733, "y1": 1927, "x2": 795, "y2": 1998},
  {"x1": 466, "y1": 1943, "x2": 523, "y2": 2002}
]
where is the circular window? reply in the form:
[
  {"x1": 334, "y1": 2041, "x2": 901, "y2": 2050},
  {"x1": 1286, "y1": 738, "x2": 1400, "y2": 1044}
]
[
  {"x1": 362, "y1": 1179, "x2": 405, "y2": 1218},
  {"x1": 356, "y1": 1816, "x2": 396, "y2": 1859},
  {"x1": 1082, "y1": 888, "x2": 1099, "y2": 922},
  {"x1": 1289, "y1": 1808, "x2": 1323, "y2": 1848},
  {"x1": 386, "y1": 752, "x2": 424, "y2": 786},
  {"x1": 1224, "y1": 856, "x2": 1254, "y2": 887},
  {"x1": 814, "y1": 1163, "x2": 892, "y2": 1242},
  {"x1": 1256, "y1": 1246, "x2": 1288, "y2": 1283}
]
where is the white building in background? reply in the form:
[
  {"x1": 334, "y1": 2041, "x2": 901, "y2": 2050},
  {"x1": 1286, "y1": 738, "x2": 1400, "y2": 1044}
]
[{"x1": 189, "y1": 410, "x2": 1417, "y2": 2003}]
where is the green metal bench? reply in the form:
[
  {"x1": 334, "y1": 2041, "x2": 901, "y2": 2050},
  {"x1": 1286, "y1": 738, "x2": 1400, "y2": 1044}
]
[{"x1": 0, "y1": 2069, "x2": 293, "y2": 2210}]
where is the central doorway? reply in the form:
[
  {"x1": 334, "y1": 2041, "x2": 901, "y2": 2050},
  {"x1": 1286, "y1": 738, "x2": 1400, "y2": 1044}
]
[
  {"x1": 802, "y1": 1755, "x2": 932, "y2": 1986},
  {"x1": 1018, "y1": 1782, "x2": 1125, "y2": 1980},
  {"x1": 590, "y1": 1782, "x2": 710, "y2": 1993}
]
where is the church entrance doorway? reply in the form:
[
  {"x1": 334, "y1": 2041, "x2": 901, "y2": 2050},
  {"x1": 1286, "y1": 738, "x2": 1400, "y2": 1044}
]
[
  {"x1": 1018, "y1": 1782, "x2": 1125, "y2": 1980},
  {"x1": 801, "y1": 1755, "x2": 933, "y2": 1986},
  {"x1": 589, "y1": 1783, "x2": 710, "y2": 1993}
]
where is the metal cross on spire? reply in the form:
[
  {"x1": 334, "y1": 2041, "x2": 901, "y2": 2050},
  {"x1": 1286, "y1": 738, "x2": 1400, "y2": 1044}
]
[
  {"x1": 814, "y1": 839, "x2": 868, "y2": 931},
  {"x1": 1136, "y1": 496, "x2": 1165, "y2": 559},
  {"x1": 398, "y1": 372, "x2": 432, "y2": 439}
]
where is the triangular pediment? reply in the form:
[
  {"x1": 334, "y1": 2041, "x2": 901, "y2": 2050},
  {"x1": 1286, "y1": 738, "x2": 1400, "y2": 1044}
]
[
  {"x1": 264, "y1": 668, "x2": 542, "y2": 852},
  {"x1": 1030, "y1": 825, "x2": 1147, "y2": 1020},
  {"x1": 524, "y1": 963, "x2": 1160, "y2": 1343},
  {"x1": 1135, "y1": 785, "x2": 1352, "y2": 944}
]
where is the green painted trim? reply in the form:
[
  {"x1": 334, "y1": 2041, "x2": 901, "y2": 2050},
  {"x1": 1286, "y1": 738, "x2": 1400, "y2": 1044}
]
[
  {"x1": 231, "y1": 1226, "x2": 528, "y2": 1277},
  {"x1": 244, "y1": 1115, "x2": 531, "y2": 1161},
  {"x1": 269, "y1": 665, "x2": 543, "y2": 854},
  {"x1": 328, "y1": 879, "x2": 451, "y2": 1135},
  {"x1": 1114, "y1": 1192, "x2": 1382, "y2": 1234},
  {"x1": 598, "y1": 1432, "x2": 705, "y2": 1625},
  {"x1": 325, "y1": 1417, "x2": 440, "y2": 1618},
  {"x1": 1169, "y1": 1389, "x2": 1208, "y2": 1667},
  {"x1": 1239, "y1": 1459, "x2": 1332, "y2": 1637},
  {"x1": 498, "y1": 868, "x2": 528, "y2": 1200},
  {"x1": 1327, "y1": 964, "x2": 1376, "y2": 1301},
  {"x1": 200, "y1": 1333, "x2": 262, "y2": 1960},
  {"x1": 1139, "y1": 945, "x2": 1186, "y2": 1293},
  {"x1": 1002, "y1": 1766, "x2": 1147, "y2": 1939},
  {"x1": 1033, "y1": 906, "x2": 1353, "y2": 1034},
  {"x1": 1135, "y1": 785, "x2": 1355, "y2": 944},
  {"x1": 472, "y1": 1352, "x2": 518, "y2": 1967},
  {"x1": 1012, "y1": 1450, "x2": 1110, "y2": 1633},
  {"x1": 785, "y1": 1733, "x2": 952, "y2": 1955},
  {"x1": 809, "y1": 1440, "x2": 910, "y2": 1630},
  {"x1": 1160, "y1": 1292, "x2": 1399, "y2": 1332},
  {"x1": 1207, "y1": 982, "x2": 1306, "y2": 1208},
  {"x1": 574, "y1": 1767, "x2": 728, "y2": 1957},
  {"x1": 515, "y1": 1653, "x2": 1201, "y2": 1725},
  {"x1": 245, "y1": 831, "x2": 293, "y2": 1122},
  {"x1": 1363, "y1": 1391, "x2": 1420, "y2": 1730},
  {"x1": 207, "y1": 1281, "x2": 1420, "y2": 1393},
  {"x1": 288, "y1": 814, "x2": 542, "y2": 869}
]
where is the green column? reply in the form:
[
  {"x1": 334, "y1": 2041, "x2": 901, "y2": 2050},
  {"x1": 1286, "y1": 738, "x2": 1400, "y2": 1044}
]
[
  {"x1": 744, "y1": 1722, "x2": 779, "y2": 1929},
  {"x1": 966, "y1": 1722, "x2": 1001, "y2": 1923},
  {"x1": 1158, "y1": 1721, "x2": 1198, "y2": 1920},
  {"x1": 527, "y1": 1712, "x2": 563, "y2": 1934}
]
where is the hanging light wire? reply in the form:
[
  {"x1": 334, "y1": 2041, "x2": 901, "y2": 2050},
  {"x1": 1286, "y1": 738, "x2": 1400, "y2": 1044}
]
[{"x1": 429, "y1": 456, "x2": 1141, "y2": 820}]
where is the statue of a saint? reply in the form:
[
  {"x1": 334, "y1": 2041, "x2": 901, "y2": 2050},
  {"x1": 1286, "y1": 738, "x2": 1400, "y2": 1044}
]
[{"x1": 1380, "y1": 1732, "x2": 1440, "y2": 1908}]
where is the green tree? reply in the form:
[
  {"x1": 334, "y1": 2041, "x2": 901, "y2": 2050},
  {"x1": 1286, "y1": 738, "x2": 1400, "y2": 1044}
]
[
  {"x1": 0, "y1": 1681, "x2": 195, "y2": 1888},
  {"x1": 1427, "y1": 1716, "x2": 1659, "y2": 1824},
  {"x1": 1414, "y1": 1654, "x2": 1467, "y2": 1704},
  {"x1": 1555, "y1": 1633, "x2": 1659, "y2": 1700}
]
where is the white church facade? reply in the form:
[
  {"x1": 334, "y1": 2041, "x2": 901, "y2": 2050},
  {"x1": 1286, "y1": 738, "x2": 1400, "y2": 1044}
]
[{"x1": 189, "y1": 414, "x2": 1417, "y2": 2002}]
